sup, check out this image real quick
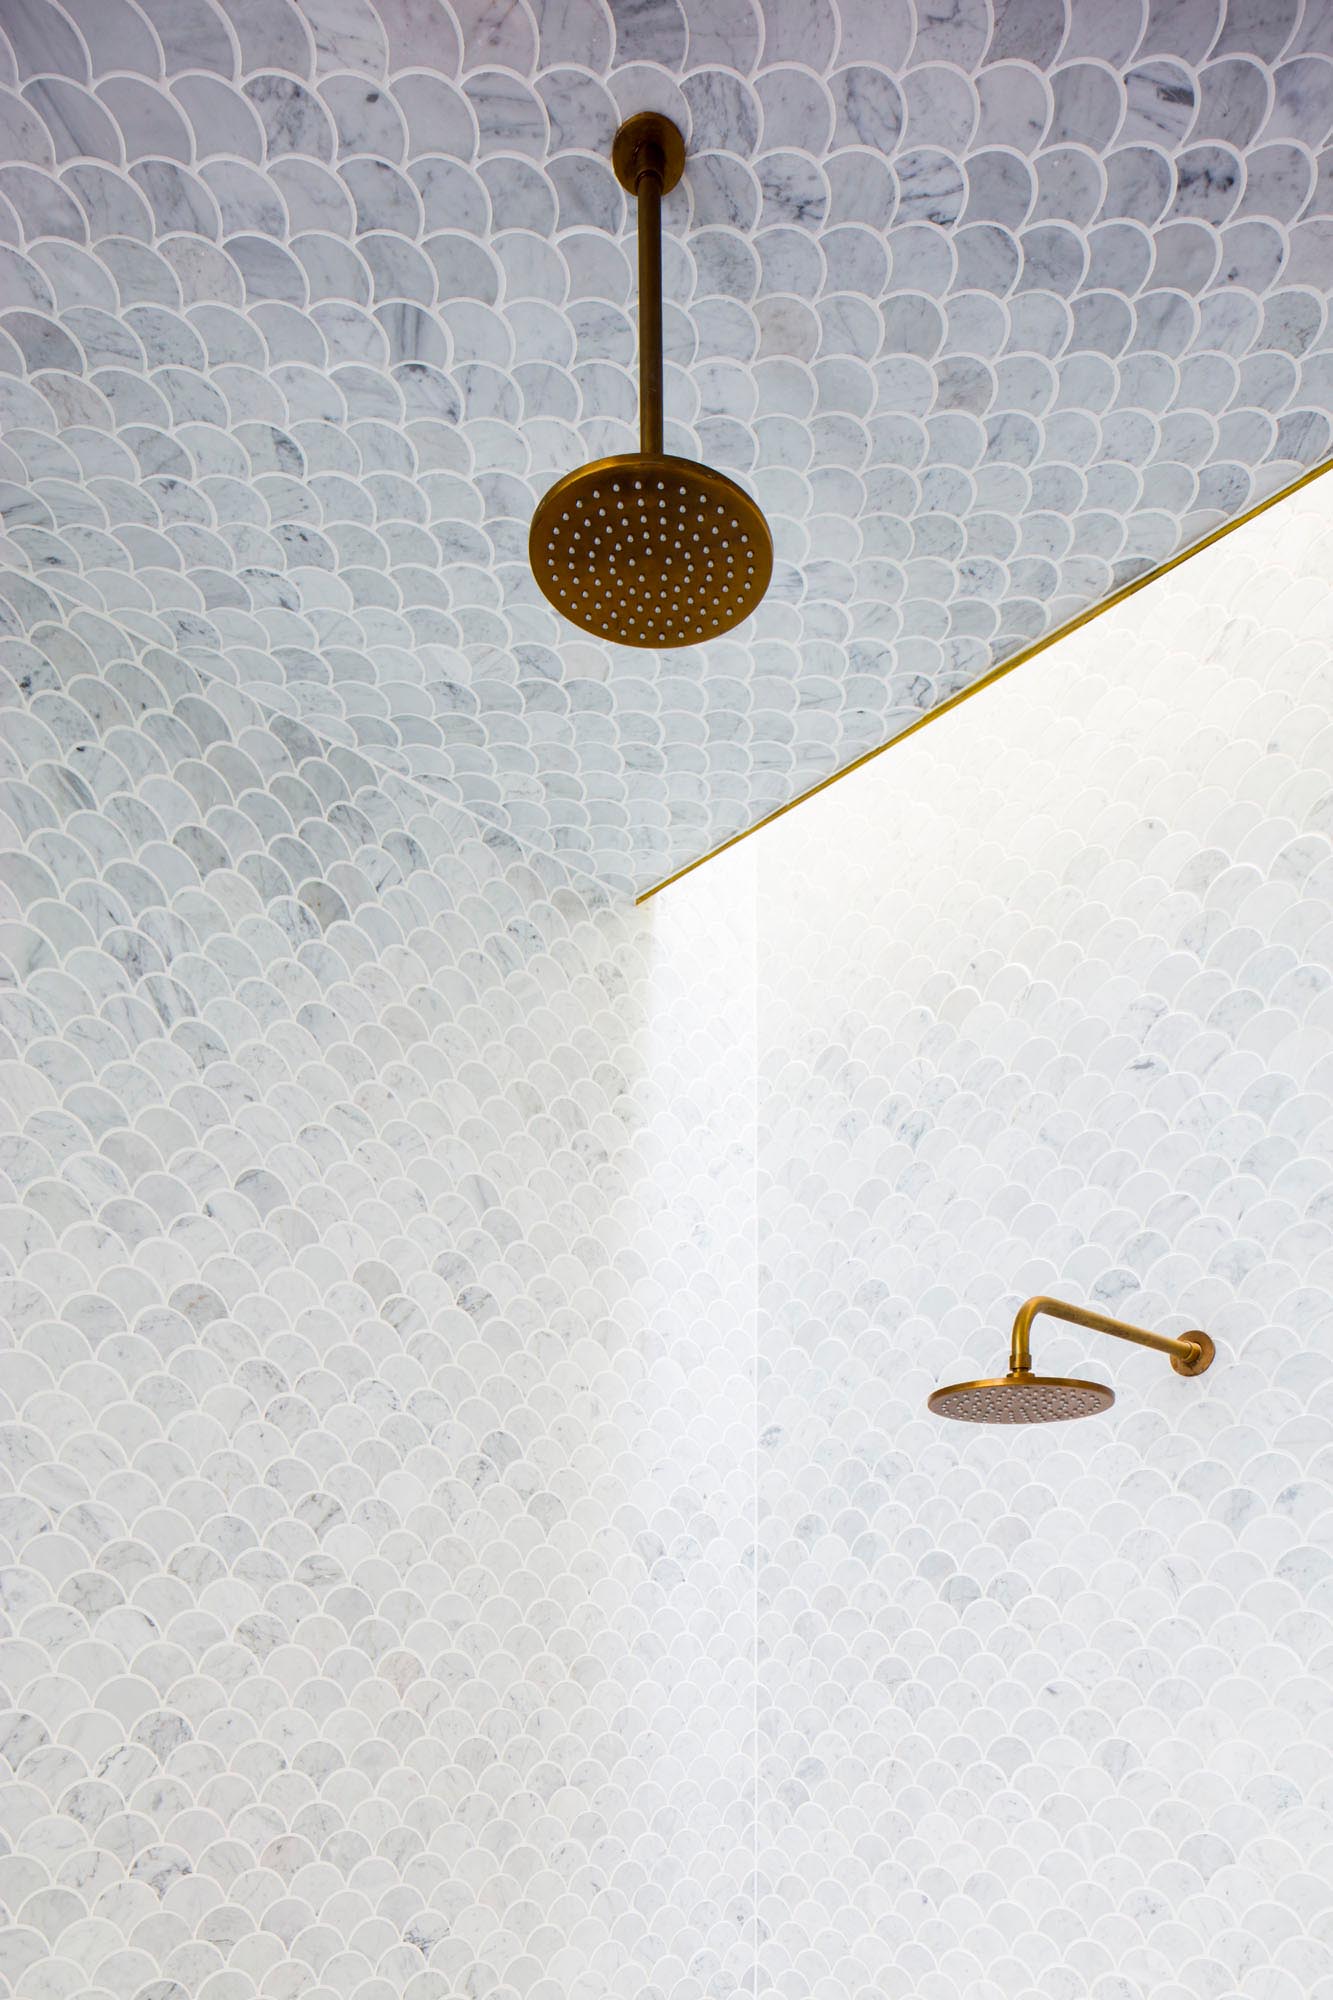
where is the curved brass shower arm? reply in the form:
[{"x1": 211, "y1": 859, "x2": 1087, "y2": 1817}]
[{"x1": 1008, "y1": 1296, "x2": 1214, "y2": 1378}]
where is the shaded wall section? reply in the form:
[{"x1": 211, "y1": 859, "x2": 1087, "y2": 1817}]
[{"x1": 0, "y1": 610, "x2": 757, "y2": 2000}]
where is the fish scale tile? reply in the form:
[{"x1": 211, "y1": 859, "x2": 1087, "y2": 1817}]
[
  {"x1": 0, "y1": 1, "x2": 1331, "y2": 891},
  {"x1": 0, "y1": 6, "x2": 1332, "y2": 1997},
  {"x1": 750, "y1": 476, "x2": 1333, "y2": 2000},
  {"x1": 0, "y1": 609, "x2": 760, "y2": 2000}
]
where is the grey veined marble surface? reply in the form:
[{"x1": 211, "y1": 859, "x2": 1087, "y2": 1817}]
[{"x1": 0, "y1": 0, "x2": 1332, "y2": 893}]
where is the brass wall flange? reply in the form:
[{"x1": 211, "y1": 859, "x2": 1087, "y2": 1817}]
[{"x1": 1171, "y1": 1331, "x2": 1215, "y2": 1376}]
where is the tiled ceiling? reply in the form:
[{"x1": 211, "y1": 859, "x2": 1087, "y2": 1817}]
[{"x1": 1, "y1": 0, "x2": 1331, "y2": 897}]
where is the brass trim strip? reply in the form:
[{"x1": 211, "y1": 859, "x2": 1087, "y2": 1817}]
[{"x1": 634, "y1": 454, "x2": 1333, "y2": 904}]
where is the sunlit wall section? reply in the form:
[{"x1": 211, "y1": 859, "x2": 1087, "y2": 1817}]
[{"x1": 753, "y1": 474, "x2": 1333, "y2": 2000}]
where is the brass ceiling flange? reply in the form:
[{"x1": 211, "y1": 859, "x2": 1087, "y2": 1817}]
[
  {"x1": 1171, "y1": 1331, "x2": 1216, "y2": 1376},
  {"x1": 612, "y1": 111, "x2": 686, "y2": 195}
]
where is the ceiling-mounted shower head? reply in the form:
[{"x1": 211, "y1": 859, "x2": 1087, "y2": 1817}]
[
  {"x1": 529, "y1": 113, "x2": 773, "y2": 649},
  {"x1": 928, "y1": 1297, "x2": 1215, "y2": 1426}
]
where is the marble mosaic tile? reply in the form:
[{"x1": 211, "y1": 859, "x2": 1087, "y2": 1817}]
[
  {"x1": 0, "y1": 0, "x2": 1331, "y2": 892},
  {"x1": 0, "y1": 615, "x2": 759, "y2": 2000},
  {"x1": 750, "y1": 473, "x2": 1333, "y2": 2000},
  {"x1": 1, "y1": 11, "x2": 1332, "y2": 1989}
]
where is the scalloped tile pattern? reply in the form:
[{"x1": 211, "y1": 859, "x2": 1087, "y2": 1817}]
[
  {"x1": 0, "y1": 618, "x2": 761, "y2": 1998},
  {"x1": 1, "y1": 2, "x2": 1332, "y2": 893},
  {"x1": 752, "y1": 475, "x2": 1333, "y2": 2000},
  {"x1": 1, "y1": 354, "x2": 1332, "y2": 2000}
]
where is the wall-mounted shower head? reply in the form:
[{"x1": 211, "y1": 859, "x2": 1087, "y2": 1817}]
[
  {"x1": 530, "y1": 113, "x2": 773, "y2": 649},
  {"x1": 928, "y1": 1372, "x2": 1115, "y2": 1424},
  {"x1": 928, "y1": 1297, "x2": 1215, "y2": 1426}
]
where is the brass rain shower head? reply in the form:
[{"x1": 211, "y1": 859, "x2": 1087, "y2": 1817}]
[
  {"x1": 928, "y1": 1296, "x2": 1216, "y2": 1425},
  {"x1": 529, "y1": 113, "x2": 773, "y2": 649}
]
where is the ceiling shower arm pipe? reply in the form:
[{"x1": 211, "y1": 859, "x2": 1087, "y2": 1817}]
[
  {"x1": 634, "y1": 141, "x2": 665, "y2": 456},
  {"x1": 1008, "y1": 1296, "x2": 1207, "y2": 1375}
]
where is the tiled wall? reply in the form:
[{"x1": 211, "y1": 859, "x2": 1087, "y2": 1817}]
[
  {"x1": 3, "y1": 454, "x2": 1332, "y2": 1996},
  {"x1": 0, "y1": 610, "x2": 757, "y2": 1999},
  {"x1": 752, "y1": 474, "x2": 1333, "y2": 1999}
]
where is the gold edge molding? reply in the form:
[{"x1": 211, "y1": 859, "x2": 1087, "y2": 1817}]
[{"x1": 634, "y1": 454, "x2": 1333, "y2": 906}]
